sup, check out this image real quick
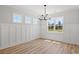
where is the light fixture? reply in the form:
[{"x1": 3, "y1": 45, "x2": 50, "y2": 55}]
[{"x1": 39, "y1": 5, "x2": 51, "y2": 21}]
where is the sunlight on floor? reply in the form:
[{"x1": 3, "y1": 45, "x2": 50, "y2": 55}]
[{"x1": 44, "y1": 40, "x2": 61, "y2": 44}]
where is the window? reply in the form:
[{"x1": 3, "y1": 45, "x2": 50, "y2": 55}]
[
  {"x1": 33, "y1": 18, "x2": 39, "y2": 24},
  {"x1": 25, "y1": 16, "x2": 33, "y2": 24},
  {"x1": 48, "y1": 16, "x2": 64, "y2": 32},
  {"x1": 13, "y1": 13, "x2": 22, "y2": 23},
  {"x1": 48, "y1": 18, "x2": 55, "y2": 31}
]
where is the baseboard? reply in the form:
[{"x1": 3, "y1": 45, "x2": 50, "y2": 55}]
[
  {"x1": 0, "y1": 38, "x2": 39, "y2": 50},
  {"x1": 40, "y1": 37, "x2": 79, "y2": 46}
]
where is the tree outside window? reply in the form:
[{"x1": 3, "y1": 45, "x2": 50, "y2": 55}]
[{"x1": 48, "y1": 16, "x2": 64, "y2": 32}]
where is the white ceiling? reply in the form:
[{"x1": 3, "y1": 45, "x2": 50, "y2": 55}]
[{"x1": 7, "y1": 5, "x2": 79, "y2": 17}]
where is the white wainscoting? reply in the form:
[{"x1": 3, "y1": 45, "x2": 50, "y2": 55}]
[{"x1": 0, "y1": 23, "x2": 40, "y2": 49}]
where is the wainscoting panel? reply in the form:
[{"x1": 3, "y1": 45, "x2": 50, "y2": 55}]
[
  {"x1": 1, "y1": 24, "x2": 10, "y2": 48},
  {"x1": 16, "y1": 24, "x2": 22, "y2": 44},
  {"x1": 0, "y1": 23, "x2": 40, "y2": 49},
  {"x1": 9, "y1": 24, "x2": 16, "y2": 46}
]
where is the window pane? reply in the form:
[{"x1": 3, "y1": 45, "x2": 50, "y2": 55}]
[
  {"x1": 13, "y1": 14, "x2": 22, "y2": 23},
  {"x1": 33, "y1": 18, "x2": 38, "y2": 24},
  {"x1": 25, "y1": 16, "x2": 32, "y2": 24},
  {"x1": 48, "y1": 18, "x2": 55, "y2": 31},
  {"x1": 55, "y1": 17, "x2": 64, "y2": 31}
]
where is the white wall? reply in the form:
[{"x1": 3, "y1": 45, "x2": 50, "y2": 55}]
[
  {"x1": 0, "y1": 5, "x2": 79, "y2": 49},
  {"x1": 40, "y1": 8, "x2": 79, "y2": 45},
  {"x1": 0, "y1": 6, "x2": 40, "y2": 49}
]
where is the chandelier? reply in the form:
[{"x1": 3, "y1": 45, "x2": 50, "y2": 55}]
[{"x1": 39, "y1": 5, "x2": 51, "y2": 20}]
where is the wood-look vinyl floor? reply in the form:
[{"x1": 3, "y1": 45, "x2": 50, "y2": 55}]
[{"x1": 0, "y1": 38, "x2": 79, "y2": 54}]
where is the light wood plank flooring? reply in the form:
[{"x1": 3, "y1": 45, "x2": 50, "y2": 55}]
[{"x1": 0, "y1": 38, "x2": 79, "y2": 54}]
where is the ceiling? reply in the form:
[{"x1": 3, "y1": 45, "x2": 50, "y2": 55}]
[{"x1": 7, "y1": 5, "x2": 79, "y2": 17}]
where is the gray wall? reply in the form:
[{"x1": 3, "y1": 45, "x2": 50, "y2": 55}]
[
  {"x1": 0, "y1": 6, "x2": 40, "y2": 49},
  {"x1": 40, "y1": 8, "x2": 79, "y2": 45}
]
